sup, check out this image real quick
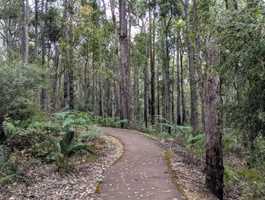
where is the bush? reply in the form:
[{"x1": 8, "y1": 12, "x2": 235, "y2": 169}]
[
  {"x1": 54, "y1": 111, "x2": 93, "y2": 129},
  {"x1": 93, "y1": 116, "x2": 128, "y2": 128},
  {"x1": 46, "y1": 129, "x2": 95, "y2": 171}
]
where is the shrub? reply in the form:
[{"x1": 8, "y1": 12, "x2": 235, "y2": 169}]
[{"x1": 47, "y1": 129, "x2": 95, "y2": 171}]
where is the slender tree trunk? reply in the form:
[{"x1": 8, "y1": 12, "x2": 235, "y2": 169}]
[
  {"x1": 144, "y1": 27, "x2": 149, "y2": 128},
  {"x1": 0, "y1": 114, "x2": 6, "y2": 143},
  {"x1": 34, "y1": 0, "x2": 39, "y2": 58},
  {"x1": 40, "y1": 0, "x2": 48, "y2": 111},
  {"x1": 51, "y1": 42, "x2": 59, "y2": 111},
  {"x1": 133, "y1": 63, "x2": 140, "y2": 122},
  {"x1": 149, "y1": 2, "x2": 156, "y2": 125},
  {"x1": 157, "y1": 62, "x2": 160, "y2": 118},
  {"x1": 176, "y1": 33, "x2": 181, "y2": 125},
  {"x1": 171, "y1": 43, "x2": 175, "y2": 124},
  {"x1": 144, "y1": 63, "x2": 149, "y2": 128},
  {"x1": 180, "y1": 48, "x2": 186, "y2": 123},
  {"x1": 68, "y1": 68, "x2": 74, "y2": 110},
  {"x1": 63, "y1": 71, "x2": 69, "y2": 108},
  {"x1": 21, "y1": 0, "x2": 29, "y2": 64},
  {"x1": 119, "y1": 0, "x2": 131, "y2": 127},
  {"x1": 205, "y1": 75, "x2": 224, "y2": 200}
]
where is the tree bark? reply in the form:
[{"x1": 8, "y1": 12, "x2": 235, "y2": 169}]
[
  {"x1": 21, "y1": 0, "x2": 29, "y2": 64},
  {"x1": 40, "y1": 0, "x2": 48, "y2": 111},
  {"x1": 110, "y1": 0, "x2": 120, "y2": 118},
  {"x1": 51, "y1": 42, "x2": 59, "y2": 111},
  {"x1": 205, "y1": 75, "x2": 224, "y2": 200},
  {"x1": 180, "y1": 46, "x2": 186, "y2": 123},
  {"x1": 176, "y1": 33, "x2": 181, "y2": 125},
  {"x1": 144, "y1": 63, "x2": 149, "y2": 128},
  {"x1": 62, "y1": 0, "x2": 74, "y2": 110},
  {"x1": 161, "y1": 18, "x2": 171, "y2": 132},
  {"x1": 205, "y1": 40, "x2": 224, "y2": 200},
  {"x1": 0, "y1": 114, "x2": 6, "y2": 143},
  {"x1": 119, "y1": 0, "x2": 131, "y2": 127},
  {"x1": 149, "y1": 2, "x2": 156, "y2": 125},
  {"x1": 184, "y1": 0, "x2": 200, "y2": 133},
  {"x1": 34, "y1": 0, "x2": 39, "y2": 58}
]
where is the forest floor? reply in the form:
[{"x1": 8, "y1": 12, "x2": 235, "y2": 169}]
[{"x1": 0, "y1": 135, "x2": 123, "y2": 200}]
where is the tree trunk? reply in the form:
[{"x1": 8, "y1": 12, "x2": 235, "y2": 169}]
[
  {"x1": 144, "y1": 64, "x2": 149, "y2": 128},
  {"x1": 40, "y1": 0, "x2": 48, "y2": 111},
  {"x1": 185, "y1": 0, "x2": 200, "y2": 133},
  {"x1": 0, "y1": 114, "x2": 6, "y2": 143},
  {"x1": 205, "y1": 75, "x2": 224, "y2": 200},
  {"x1": 119, "y1": 0, "x2": 131, "y2": 127},
  {"x1": 149, "y1": 2, "x2": 156, "y2": 125},
  {"x1": 180, "y1": 46, "x2": 186, "y2": 124},
  {"x1": 62, "y1": 0, "x2": 74, "y2": 110},
  {"x1": 144, "y1": 27, "x2": 149, "y2": 128},
  {"x1": 176, "y1": 33, "x2": 181, "y2": 125},
  {"x1": 34, "y1": 0, "x2": 39, "y2": 58},
  {"x1": 161, "y1": 18, "x2": 171, "y2": 132},
  {"x1": 110, "y1": 0, "x2": 120, "y2": 118},
  {"x1": 68, "y1": 68, "x2": 74, "y2": 110},
  {"x1": 51, "y1": 42, "x2": 59, "y2": 111},
  {"x1": 63, "y1": 71, "x2": 69, "y2": 108},
  {"x1": 21, "y1": 0, "x2": 29, "y2": 64}
]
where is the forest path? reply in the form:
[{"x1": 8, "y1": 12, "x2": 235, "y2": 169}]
[{"x1": 98, "y1": 127, "x2": 183, "y2": 200}]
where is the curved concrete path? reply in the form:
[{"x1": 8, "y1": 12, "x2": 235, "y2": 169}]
[{"x1": 99, "y1": 127, "x2": 183, "y2": 200}]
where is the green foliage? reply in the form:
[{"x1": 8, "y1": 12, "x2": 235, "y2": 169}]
[
  {"x1": 0, "y1": 160, "x2": 18, "y2": 185},
  {"x1": 54, "y1": 111, "x2": 93, "y2": 130},
  {"x1": 47, "y1": 129, "x2": 93, "y2": 171},
  {"x1": 79, "y1": 125, "x2": 102, "y2": 141},
  {"x1": 0, "y1": 145, "x2": 22, "y2": 185},
  {"x1": 247, "y1": 136, "x2": 265, "y2": 170},
  {"x1": 0, "y1": 62, "x2": 44, "y2": 114},
  {"x1": 224, "y1": 165, "x2": 265, "y2": 200},
  {"x1": 1, "y1": 111, "x2": 101, "y2": 176},
  {"x1": 93, "y1": 116, "x2": 128, "y2": 128},
  {"x1": 224, "y1": 165, "x2": 240, "y2": 185},
  {"x1": 216, "y1": 3, "x2": 265, "y2": 145}
]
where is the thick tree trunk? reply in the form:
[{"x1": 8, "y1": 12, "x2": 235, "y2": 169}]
[
  {"x1": 205, "y1": 75, "x2": 224, "y2": 200},
  {"x1": 62, "y1": 0, "x2": 74, "y2": 110},
  {"x1": 161, "y1": 18, "x2": 171, "y2": 132},
  {"x1": 110, "y1": 0, "x2": 120, "y2": 118},
  {"x1": 185, "y1": 0, "x2": 199, "y2": 133},
  {"x1": 119, "y1": 0, "x2": 131, "y2": 127}
]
